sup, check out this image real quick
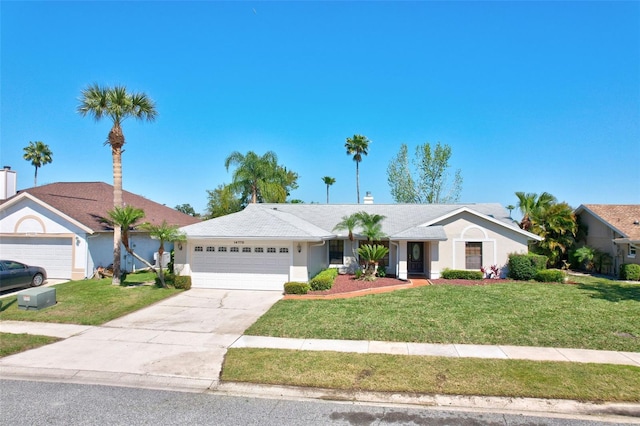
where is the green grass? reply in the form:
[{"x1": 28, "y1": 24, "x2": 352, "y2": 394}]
[
  {"x1": 0, "y1": 272, "x2": 181, "y2": 325},
  {"x1": 0, "y1": 332, "x2": 60, "y2": 357},
  {"x1": 245, "y1": 276, "x2": 640, "y2": 351},
  {"x1": 223, "y1": 348, "x2": 640, "y2": 402}
]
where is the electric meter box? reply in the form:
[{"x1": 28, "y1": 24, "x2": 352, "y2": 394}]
[{"x1": 17, "y1": 287, "x2": 56, "y2": 310}]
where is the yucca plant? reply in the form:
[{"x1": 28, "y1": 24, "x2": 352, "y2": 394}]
[{"x1": 357, "y1": 244, "x2": 389, "y2": 280}]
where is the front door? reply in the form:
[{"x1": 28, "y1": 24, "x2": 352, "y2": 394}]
[{"x1": 408, "y1": 242, "x2": 424, "y2": 274}]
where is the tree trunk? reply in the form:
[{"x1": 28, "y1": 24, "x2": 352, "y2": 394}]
[
  {"x1": 109, "y1": 123, "x2": 125, "y2": 285},
  {"x1": 356, "y1": 161, "x2": 360, "y2": 204}
]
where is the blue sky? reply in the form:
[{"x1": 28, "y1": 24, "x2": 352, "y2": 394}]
[{"x1": 2, "y1": 1, "x2": 639, "y2": 216}]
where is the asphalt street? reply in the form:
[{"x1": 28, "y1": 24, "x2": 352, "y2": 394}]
[{"x1": 1, "y1": 380, "x2": 635, "y2": 426}]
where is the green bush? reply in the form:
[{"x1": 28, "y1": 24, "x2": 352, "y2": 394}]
[
  {"x1": 534, "y1": 269, "x2": 565, "y2": 283},
  {"x1": 155, "y1": 272, "x2": 175, "y2": 287},
  {"x1": 508, "y1": 254, "x2": 546, "y2": 281},
  {"x1": 440, "y1": 269, "x2": 483, "y2": 280},
  {"x1": 620, "y1": 263, "x2": 640, "y2": 281},
  {"x1": 284, "y1": 282, "x2": 311, "y2": 295},
  {"x1": 309, "y1": 268, "x2": 338, "y2": 291},
  {"x1": 173, "y1": 275, "x2": 192, "y2": 290}
]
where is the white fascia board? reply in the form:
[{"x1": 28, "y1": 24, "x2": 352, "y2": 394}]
[
  {"x1": 187, "y1": 235, "x2": 324, "y2": 242},
  {"x1": 421, "y1": 206, "x2": 544, "y2": 241},
  {"x1": 1, "y1": 192, "x2": 94, "y2": 234}
]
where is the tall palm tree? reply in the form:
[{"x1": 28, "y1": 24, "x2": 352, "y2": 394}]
[
  {"x1": 322, "y1": 176, "x2": 336, "y2": 203},
  {"x1": 345, "y1": 134, "x2": 370, "y2": 203},
  {"x1": 225, "y1": 150, "x2": 281, "y2": 204},
  {"x1": 23, "y1": 141, "x2": 53, "y2": 187},
  {"x1": 78, "y1": 84, "x2": 157, "y2": 285}
]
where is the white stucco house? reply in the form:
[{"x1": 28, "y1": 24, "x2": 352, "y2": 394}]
[
  {"x1": 176, "y1": 200, "x2": 542, "y2": 291},
  {"x1": 0, "y1": 167, "x2": 200, "y2": 280}
]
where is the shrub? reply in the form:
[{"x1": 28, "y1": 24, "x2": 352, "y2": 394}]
[
  {"x1": 309, "y1": 268, "x2": 338, "y2": 291},
  {"x1": 173, "y1": 275, "x2": 192, "y2": 290},
  {"x1": 284, "y1": 282, "x2": 310, "y2": 295},
  {"x1": 377, "y1": 260, "x2": 387, "y2": 278},
  {"x1": 354, "y1": 269, "x2": 363, "y2": 279},
  {"x1": 155, "y1": 272, "x2": 175, "y2": 287},
  {"x1": 441, "y1": 269, "x2": 483, "y2": 280},
  {"x1": 534, "y1": 269, "x2": 565, "y2": 283},
  {"x1": 508, "y1": 253, "x2": 546, "y2": 281},
  {"x1": 620, "y1": 263, "x2": 640, "y2": 281}
]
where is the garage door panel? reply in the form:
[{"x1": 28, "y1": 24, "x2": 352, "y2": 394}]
[{"x1": 0, "y1": 237, "x2": 72, "y2": 279}]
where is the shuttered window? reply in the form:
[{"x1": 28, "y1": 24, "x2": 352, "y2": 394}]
[{"x1": 465, "y1": 242, "x2": 482, "y2": 269}]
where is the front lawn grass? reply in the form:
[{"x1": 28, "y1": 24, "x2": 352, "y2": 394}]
[
  {"x1": 245, "y1": 276, "x2": 640, "y2": 351},
  {"x1": 222, "y1": 348, "x2": 640, "y2": 402},
  {"x1": 0, "y1": 272, "x2": 181, "y2": 325},
  {"x1": 0, "y1": 332, "x2": 60, "y2": 357}
]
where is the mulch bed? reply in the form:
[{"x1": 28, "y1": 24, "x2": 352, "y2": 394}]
[
  {"x1": 307, "y1": 274, "x2": 410, "y2": 295},
  {"x1": 429, "y1": 278, "x2": 510, "y2": 286}
]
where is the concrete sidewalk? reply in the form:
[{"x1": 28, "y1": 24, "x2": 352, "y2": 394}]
[{"x1": 231, "y1": 335, "x2": 640, "y2": 366}]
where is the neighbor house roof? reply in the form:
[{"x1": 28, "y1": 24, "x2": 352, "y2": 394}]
[
  {"x1": 576, "y1": 204, "x2": 640, "y2": 242},
  {"x1": 182, "y1": 202, "x2": 540, "y2": 241},
  {"x1": 0, "y1": 182, "x2": 200, "y2": 232}
]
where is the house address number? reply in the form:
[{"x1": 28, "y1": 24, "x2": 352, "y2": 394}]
[{"x1": 233, "y1": 241, "x2": 245, "y2": 244}]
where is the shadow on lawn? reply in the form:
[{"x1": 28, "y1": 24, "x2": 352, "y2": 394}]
[{"x1": 577, "y1": 282, "x2": 640, "y2": 302}]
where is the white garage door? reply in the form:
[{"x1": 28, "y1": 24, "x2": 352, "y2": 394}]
[
  {"x1": 190, "y1": 243, "x2": 291, "y2": 291},
  {"x1": 0, "y1": 237, "x2": 73, "y2": 279}
]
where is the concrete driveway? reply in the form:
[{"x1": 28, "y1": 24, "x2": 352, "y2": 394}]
[{"x1": 0, "y1": 289, "x2": 282, "y2": 391}]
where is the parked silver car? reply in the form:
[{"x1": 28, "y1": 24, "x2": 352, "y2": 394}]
[{"x1": 0, "y1": 260, "x2": 47, "y2": 291}]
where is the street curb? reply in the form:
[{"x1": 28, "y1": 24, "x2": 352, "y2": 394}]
[{"x1": 213, "y1": 382, "x2": 640, "y2": 424}]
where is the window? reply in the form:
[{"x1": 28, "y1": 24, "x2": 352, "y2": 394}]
[
  {"x1": 206, "y1": 246, "x2": 215, "y2": 252},
  {"x1": 230, "y1": 247, "x2": 239, "y2": 253},
  {"x1": 465, "y1": 242, "x2": 482, "y2": 269},
  {"x1": 242, "y1": 247, "x2": 251, "y2": 253},
  {"x1": 267, "y1": 247, "x2": 276, "y2": 253},
  {"x1": 629, "y1": 245, "x2": 637, "y2": 258},
  {"x1": 255, "y1": 247, "x2": 264, "y2": 253},
  {"x1": 218, "y1": 247, "x2": 227, "y2": 252},
  {"x1": 194, "y1": 246, "x2": 203, "y2": 252},
  {"x1": 329, "y1": 240, "x2": 344, "y2": 265},
  {"x1": 279, "y1": 247, "x2": 289, "y2": 253}
]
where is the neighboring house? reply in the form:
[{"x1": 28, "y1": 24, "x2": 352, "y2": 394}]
[
  {"x1": 575, "y1": 204, "x2": 640, "y2": 275},
  {"x1": 0, "y1": 167, "x2": 200, "y2": 280},
  {"x1": 176, "y1": 200, "x2": 542, "y2": 291}
]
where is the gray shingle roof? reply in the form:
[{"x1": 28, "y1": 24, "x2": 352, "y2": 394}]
[{"x1": 182, "y1": 202, "x2": 526, "y2": 241}]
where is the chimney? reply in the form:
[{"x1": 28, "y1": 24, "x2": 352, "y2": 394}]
[
  {"x1": 363, "y1": 191, "x2": 374, "y2": 204},
  {"x1": 0, "y1": 166, "x2": 17, "y2": 200}
]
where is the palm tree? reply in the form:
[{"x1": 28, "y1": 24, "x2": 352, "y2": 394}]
[
  {"x1": 23, "y1": 141, "x2": 53, "y2": 186},
  {"x1": 140, "y1": 220, "x2": 187, "y2": 288},
  {"x1": 332, "y1": 214, "x2": 359, "y2": 241},
  {"x1": 78, "y1": 84, "x2": 157, "y2": 285},
  {"x1": 357, "y1": 244, "x2": 389, "y2": 280},
  {"x1": 322, "y1": 176, "x2": 336, "y2": 203},
  {"x1": 225, "y1": 150, "x2": 281, "y2": 204},
  {"x1": 345, "y1": 134, "x2": 370, "y2": 203},
  {"x1": 354, "y1": 211, "x2": 387, "y2": 241},
  {"x1": 515, "y1": 191, "x2": 556, "y2": 231},
  {"x1": 105, "y1": 205, "x2": 145, "y2": 283}
]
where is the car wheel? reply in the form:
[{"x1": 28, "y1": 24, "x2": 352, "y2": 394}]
[{"x1": 31, "y1": 273, "x2": 44, "y2": 287}]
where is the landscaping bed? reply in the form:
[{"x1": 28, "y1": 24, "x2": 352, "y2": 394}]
[{"x1": 307, "y1": 273, "x2": 408, "y2": 295}]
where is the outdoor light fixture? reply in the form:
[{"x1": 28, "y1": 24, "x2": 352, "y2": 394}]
[
  {"x1": 177, "y1": 243, "x2": 183, "y2": 250},
  {"x1": 297, "y1": 243, "x2": 302, "y2": 253}
]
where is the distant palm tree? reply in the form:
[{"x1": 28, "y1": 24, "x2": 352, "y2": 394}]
[
  {"x1": 322, "y1": 176, "x2": 336, "y2": 203},
  {"x1": 345, "y1": 134, "x2": 370, "y2": 203},
  {"x1": 225, "y1": 150, "x2": 282, "y2": 204},
  {"x1": 23, "y1": 141, "x2": 53, "y2": 187},
  {"x1": 78, "y1": 84, "x2": 157, "y2": 285}
]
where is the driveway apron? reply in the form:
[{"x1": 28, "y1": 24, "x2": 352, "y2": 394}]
[{"x1": 0, "y1": 289, "x2": 283, "y2": 390}]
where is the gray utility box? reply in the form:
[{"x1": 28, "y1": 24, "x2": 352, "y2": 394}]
[{"x1": 18, "y1": 287, "x2": 56, "y2": 311}]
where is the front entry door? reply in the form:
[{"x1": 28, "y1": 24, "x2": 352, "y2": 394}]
[{"x1": 408, "y1": 242, "x2": 424, "y2": 274}]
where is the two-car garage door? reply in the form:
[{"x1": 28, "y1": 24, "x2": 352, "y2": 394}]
[
  {"x1": 190, "y1": 242, "x2": 291, "y2": 291},
  {"x1": 0, "y1": 237, "x2": 73, "y2": 279}
]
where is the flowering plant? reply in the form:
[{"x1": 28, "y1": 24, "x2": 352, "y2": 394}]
[{"x1": 480, "y1": 265, "x2": 501, "y2": 279}]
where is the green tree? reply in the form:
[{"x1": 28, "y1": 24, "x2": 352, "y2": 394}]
[
  {"x1": 206, "y1": 183, "x2": 243, "y2": 218},
  {"x1": 387, "y1": 142, "x2": 462, "y2": 204},
  {"x1": 22, "y1": 141, "x2": 53, "y2": 187},
  {"x1": 78, "y1": 84, "x2": 157, "y2": 285},
  {"x1": 175, "y1": 204, "x2": 199, "y2": 217},
  {"x1": 224, "y1": 150, "x2": 298, "y2": 204},
  {"x1": 140, "y1": 220, "x2": 187, "y2": 288},
  {"x1": 345, "y1": 134, "x2": 370, "y2": 204},
  {"x1": 354, "y1": 212, "x2": 387, "y2": 241},
  {"x1": 332, "y1": 214, "x2": 360, "y2": 241},
  {"x1": 515, "y1": 191, "x2": 556, "y2": 231},
  {"x1": 322, "y1": 176, "x2": 336, "y2": 204},
  {"x1": 529, "y1": 202, "x2": 578, "y2": 267},
  {"x1": 357, "y1": 244, "x2": 389, "y2": 280},
  {"x1": 105, "y1": 205, "x2": 146, "y2": 283}
]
